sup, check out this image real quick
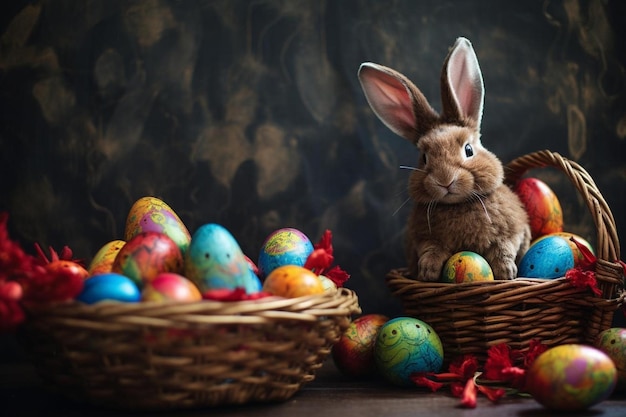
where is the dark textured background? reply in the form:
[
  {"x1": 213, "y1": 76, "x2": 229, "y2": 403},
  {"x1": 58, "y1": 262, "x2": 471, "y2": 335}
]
[{"x1": 0, "y1": 0, "x2": 624, "y2": 334}]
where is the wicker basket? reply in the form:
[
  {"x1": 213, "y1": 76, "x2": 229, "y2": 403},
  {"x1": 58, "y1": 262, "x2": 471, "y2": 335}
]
[
  {"x1": 386, "y1": 150, "x2": 624, "y2": 362},
  {"x1": 18, "y1": 288, "x2": 360, "y2": 410}
]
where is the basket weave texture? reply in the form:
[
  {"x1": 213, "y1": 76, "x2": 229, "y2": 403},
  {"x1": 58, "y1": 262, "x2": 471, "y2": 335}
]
[
  {"x1": 386, "y1": 150, "x2": 624, "y2": 362},
  {"x1": 19, "y1": 288, "x2": 360, "y2": 410}
]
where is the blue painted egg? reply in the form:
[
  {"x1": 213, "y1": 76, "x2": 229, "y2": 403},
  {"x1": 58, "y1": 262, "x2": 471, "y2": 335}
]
[
  {"x1": 258, "y1": 228, "x2": 314, "y2": 278},
  {"x1": 374, "y1": 317, "x2": 444, "y2": 386},
  {"x1": 518, "y1": 235, "x2": 575, "y2": 279},
  {"x1": 184, "y1": 223, "x2": 261, "y2": 294},
  {"x1": 76, "y1": 273, "x2": 141, "y2": 304}
]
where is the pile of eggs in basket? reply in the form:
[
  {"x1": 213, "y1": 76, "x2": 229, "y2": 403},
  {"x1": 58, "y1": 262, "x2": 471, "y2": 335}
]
[
  {"x1": 436, "y1": 177, "x2": 594, "y2": 283},
  {"x1": 76, "y1": 196, "x2": 338, "y2": 304}
]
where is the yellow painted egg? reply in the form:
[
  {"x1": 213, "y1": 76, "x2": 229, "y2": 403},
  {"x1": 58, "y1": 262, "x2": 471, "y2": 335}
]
[
  {"x1": 440, "y1": 251, "x2": 494, "y2": 283},
  {"x1": 318, "y1": 274, "x2": 337, "y2": 292},
  {"x1": 594, "y1": 328, "x2": 626, "y2": 391},
  {"x1": 88, "y1": 240, "x2": 126, "y2": 276},
  {"x1": 262, "y1": 265, "x2": 325, "y2": 298},
  {"x1": 125, "y1": 196, "x2": 191, "y2": 254}
]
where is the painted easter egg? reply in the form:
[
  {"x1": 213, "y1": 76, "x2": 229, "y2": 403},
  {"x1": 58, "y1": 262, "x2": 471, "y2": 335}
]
[
  {"x1": 125, "y1": 196, "x2": 191, "y2": 254},
  {"x1": 440, "y1": 251, "x2": 494, "y2": 283},
  {"x1": 374, "y1": 317, "x2": 443, "y2": 386},
  {"x1": 595, "y1": 328, "x2": 626, "y2": 391},
  {"x1": 517, "y1": 235, "x2": 575, "y2": 279},
  {"x1": 526, "y1": 344, "x2": 616, "y2": 411},
  {"x1": 76, "y1": 273, "x2": 141, "y2": 304},
  {"x1": 185, "y1": 223, "x2": 261, "y2": 294},
  {"x1": 514, "y1": 177, "x2": 563, "y2": 240},
  {"x1": 141, "y1": 272, "x2": 202, "y2": 302},
  {"x1": 112, "y1": 232, "x2": 184, "y2": 287},
  {"x1": 533, "y1": 232, "x2": 595, "y2": 267},
  {"x1": 332, "y1": 314, "x2": 389, "y2": 377},
  {"x1": 258, "y1": 228, "x2": 314, "y2": 278},
  {"x1": 262, "y1": 265, "x2": 324, "y2": 298},
  {"x1": 88, "y1": 240, "x2": 126, "y2": 276},
  {"x1": 318, "y1": 274, "x2": 338, "y2": 293}
]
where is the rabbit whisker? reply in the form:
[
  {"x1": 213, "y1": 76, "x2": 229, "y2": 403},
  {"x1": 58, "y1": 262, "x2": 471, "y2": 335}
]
[
  {"x1": 471, "y1": 192, "x2": 491, "y2": 224},
  {"x1": 399, "y1": 165, "x2": 426, "y2": 173},
  {"x1": 392, "y1": 196, "x2": 412, "y2": 216},
  {"x1": 426, "y1": 200, "x2": 437, "y2": 234}
]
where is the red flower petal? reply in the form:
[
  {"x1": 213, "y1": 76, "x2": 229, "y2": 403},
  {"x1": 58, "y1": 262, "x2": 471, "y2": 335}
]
[
  {"x1": 460, "y1": 378, "x2": 478, "y2": 408},
  {"x1": 410, "y1": 374, "x2": 445, "y2": 392}
]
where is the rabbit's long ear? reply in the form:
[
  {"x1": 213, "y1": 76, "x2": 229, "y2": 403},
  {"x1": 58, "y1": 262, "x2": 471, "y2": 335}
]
[
  {"x1": 440, "y1": 37, "x2": 484, "y2": 129},
  {"x1": 358, "y1": 63, "x2": 438, "y2": 141}
]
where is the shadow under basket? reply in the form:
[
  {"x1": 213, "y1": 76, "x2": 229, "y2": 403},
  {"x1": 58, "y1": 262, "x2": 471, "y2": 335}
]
[
  {"x1": 18, "y1": 288, "x2": 360, "y2": 410},
  {"x1": 386, "y1": 150, "x2": 624, "y2": 363}
]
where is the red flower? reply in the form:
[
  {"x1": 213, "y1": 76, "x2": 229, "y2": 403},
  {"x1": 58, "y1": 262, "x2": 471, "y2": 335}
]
[
  {"x1": 564, "y1": 237, "x2": 602, "y2": 296},
  {"x1": 303, "y1": 230, "x2": 350, "y2": 287}
]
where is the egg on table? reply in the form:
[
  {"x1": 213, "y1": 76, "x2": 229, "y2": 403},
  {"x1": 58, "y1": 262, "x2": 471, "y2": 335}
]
[
  {"x1": 374, "y1": 317, "x2": 444, "y2": 386},
  {"x1": 257, "y1": 228, "x2": 314, "y2": 278},
  {"x1": 332, "y1": 314, "x2": 389, "y2": 377},
  {"x1": 525, "y1": 344, "x2": 616, "y2": 411},
  {"x1": 594, "y1": 328, "x2": 626, "y2": 391}
]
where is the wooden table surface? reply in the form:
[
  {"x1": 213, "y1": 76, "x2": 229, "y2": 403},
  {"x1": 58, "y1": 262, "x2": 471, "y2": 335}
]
[{"x1": 2, "y1": 355, "x2": 626, "y2": 417}]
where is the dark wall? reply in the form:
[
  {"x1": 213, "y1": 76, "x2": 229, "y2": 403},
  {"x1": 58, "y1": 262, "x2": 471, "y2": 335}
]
[{"x1": 1, "y1": 0, "x2": 625, "y2": 320}]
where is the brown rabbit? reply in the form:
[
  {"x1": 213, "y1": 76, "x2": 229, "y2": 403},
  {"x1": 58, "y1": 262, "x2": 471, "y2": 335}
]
[{"x1": 358, "y1": 37, "x2": 530, "y2": 281}]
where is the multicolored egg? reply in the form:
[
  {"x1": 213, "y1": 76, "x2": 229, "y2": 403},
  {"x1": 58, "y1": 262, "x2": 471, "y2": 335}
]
[
  {"x1": 88, "y1": 240, "x2": 126, "y2": 276},
  {"x1": 595, "y1": 328, "x2": 626, "y2": 391},
  {"x1": 518, "y1": 235, "x2": 575, "y2": 279},
  {"x1": 318, "y1": 274, "x2": 338, "y2": 292},
  {"x1": 440, "y1": 251, "x2": 494, "y2": 283},
  {"x1": 76, "y1": 273, "x2": 141, "y2": 304},
  {"x1": 112, "y1": 232, "x2": 184, "y2": 287},
  {"x1": 185, "y1": 223, "x2": 261, "y2": 294},
  {"x1": 514, "y1": 177, "x2": 563, "y2": 240},
  {"x1": 533, "y1": 232, "x2": 595, "y2": 267},
  {"x1": 526, "y1": 344, "x2": 616, "y2": 411},
  {"x1": 374, "y1": 317, "x2": 444, "y2": 386},
  {"x1": 332, "y1": 314, "x2": 389, "y2": 377},
  {"x1": 141, "y1": 273, "x2": 202, "y2": 302},
  {"x1": 258, "y1": 228, "x2": 314, "y2": 278},
  {"x1": 125, "y1": 196, "x2": 191, "y2": 254},
  {"x1": 262, "y1": 265, "x2": 324, "y2": 298}
]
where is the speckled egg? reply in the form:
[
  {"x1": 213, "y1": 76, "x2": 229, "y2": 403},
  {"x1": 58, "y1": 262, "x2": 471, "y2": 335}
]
[
  {"x1": 595, "y1": 328, "x2": 626, "y2": 391},
  {"x1": 112, "y1": 232, "x2": 184, "y2": 287},
  {"x1": 514, "y1": 177, "x2": 563, "y2": 240},
  {"x1": 77, "y1": 273, "x2": 141, "y2": 304},
  {"x1": 440, "y1": 251, "x2": 494, "y2": 283},
  {"x1": 526, "y1": 344, "x2": 617, "y2": 411},
  {"x1": 125, "y1": 196, "x2": 191, "y2": 254},
  {"x1": 258, "y1": 228, "x2": 314, "y2": 278},
  {"x1": 185, "y1": 223, "x2": 261, "y2": 294},
  {"x1": 533, "y1": 232, "x2": 595, "y2": 267},
  {"x1": 517, "y1": 235, "x2": 575, "y2": 279},
  {"x1": 262, "y1": 265, "x2": 324, "y2": 298},
  {"x1": 374, "y1": 317, "x2": 443, "y2": 386},
  {"x1": 88, "y1": 240, "x2": 126, "y2": 276},
  {"x1": 332, "y1": 314, "x2": 389, "y2": 377}
]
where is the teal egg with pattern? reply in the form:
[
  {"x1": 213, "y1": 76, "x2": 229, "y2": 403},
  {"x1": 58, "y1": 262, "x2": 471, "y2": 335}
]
[
  {"x1": 184, "y1": 223, "x2": 261, "y2": 294},
  {"x1": 374, "y1": 317, "x2": 444, "y2": 386}
]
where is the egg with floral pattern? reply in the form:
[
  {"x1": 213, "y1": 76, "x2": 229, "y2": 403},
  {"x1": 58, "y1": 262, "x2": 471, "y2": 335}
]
[{"x1": 258, "y1": 228, "x2": 314, "y2": 278}]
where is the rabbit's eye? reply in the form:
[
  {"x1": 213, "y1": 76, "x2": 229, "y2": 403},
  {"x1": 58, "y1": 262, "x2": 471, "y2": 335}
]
[{"x1": 464, "y1": 143, "x2": 474, "y2": 158}]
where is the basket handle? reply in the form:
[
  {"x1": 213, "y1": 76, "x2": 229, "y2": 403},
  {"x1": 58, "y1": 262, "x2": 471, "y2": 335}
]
[{"x1": 504, "y1": 150, "x2": 623, "y2": 299}]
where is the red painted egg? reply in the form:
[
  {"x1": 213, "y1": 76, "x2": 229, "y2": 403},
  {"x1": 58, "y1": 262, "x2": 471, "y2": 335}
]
[
  {"x1": 112, "y1": 232, "x2": 184, "y2": 287},
  {"x1": 332, "y1": 314, "x2": 389, "y2": 377},
  {"x1": 142, "y1": 273, "x2": 201, "y2": 302},
  {"x1": 514, "y1": 177, "x2": 563, "y2": 240}
]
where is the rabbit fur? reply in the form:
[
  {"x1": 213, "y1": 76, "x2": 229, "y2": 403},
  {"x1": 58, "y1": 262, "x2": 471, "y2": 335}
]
[{"x1": 358, "y1": 37, "x2": 531, "y2": 281}]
